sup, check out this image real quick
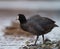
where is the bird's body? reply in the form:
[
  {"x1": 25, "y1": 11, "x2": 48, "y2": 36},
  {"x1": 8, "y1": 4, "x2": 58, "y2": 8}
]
[
  {"x1": 17, "y1": 14, "x2": 58, "y2": 45},
  {"x1": 20, "y1": 15, "x2": 56, "y2": 35}
]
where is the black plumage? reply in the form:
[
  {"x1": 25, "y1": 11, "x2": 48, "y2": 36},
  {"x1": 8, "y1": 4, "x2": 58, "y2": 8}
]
[{"x1": 17, "y1": 14, "x2": 58, "y2": 45}]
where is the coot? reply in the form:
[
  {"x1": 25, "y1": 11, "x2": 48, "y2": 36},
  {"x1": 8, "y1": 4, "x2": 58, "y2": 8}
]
[{"x1": 17, "y1": 14, "x2": 58, "y2": 45}]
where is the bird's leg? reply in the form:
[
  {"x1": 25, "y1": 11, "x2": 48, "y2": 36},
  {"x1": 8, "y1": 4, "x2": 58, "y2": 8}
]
[
  {"x1": 34, "y1": 35, "x2": 39, "y2": 45},
  {"x1": 27, "y1": 36, "x2": 39, "y2": 46},
  {"x1": 42, "y1": 35, "x2": 44, "y2": 44}
]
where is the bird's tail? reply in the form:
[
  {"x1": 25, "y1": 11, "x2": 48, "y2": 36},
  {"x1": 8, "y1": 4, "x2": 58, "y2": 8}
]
[{"x1": 54, "y1": 24, "x2": 59, "y2": 27}]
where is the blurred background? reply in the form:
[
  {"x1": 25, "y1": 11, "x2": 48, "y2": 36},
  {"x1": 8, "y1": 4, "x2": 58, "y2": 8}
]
[{"x1": 0, "y1": 0, "x2": 60, "y2": 49}]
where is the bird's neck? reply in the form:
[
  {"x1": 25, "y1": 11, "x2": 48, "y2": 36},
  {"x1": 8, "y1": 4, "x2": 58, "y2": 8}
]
[{"x1": 19, "y1": 19, "x2": 27, "y2": 24}]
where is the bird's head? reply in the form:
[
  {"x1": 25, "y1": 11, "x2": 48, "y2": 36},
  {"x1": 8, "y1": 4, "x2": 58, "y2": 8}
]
[{"x1": 17, "y1": 14, "x2": 27, "y2": 24}]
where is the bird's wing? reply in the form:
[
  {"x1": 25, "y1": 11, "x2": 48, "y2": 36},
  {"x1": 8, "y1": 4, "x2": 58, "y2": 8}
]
[
  {"x1": 25, "y1": 22, "x2": 44, "y2": 34},
  {"x1": 42, "y1": 17, "x2": 55, "y2": 24},
  {"x1": 28, "y1": 15, "x2": 55, "y2": 24}
]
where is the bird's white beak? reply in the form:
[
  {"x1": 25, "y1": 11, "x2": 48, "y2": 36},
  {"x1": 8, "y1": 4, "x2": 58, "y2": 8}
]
[{"x1": 16, "y1": 16, "x2": 19, "y2": 20}]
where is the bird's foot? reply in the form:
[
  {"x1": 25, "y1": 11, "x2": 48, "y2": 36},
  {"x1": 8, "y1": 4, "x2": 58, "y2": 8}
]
[
  {"x1": 27, "y1": 44, "x2": 37, "y2": 46},
  {"x1": 44, "y1": 38, "x2": 51, "y2": 43}
]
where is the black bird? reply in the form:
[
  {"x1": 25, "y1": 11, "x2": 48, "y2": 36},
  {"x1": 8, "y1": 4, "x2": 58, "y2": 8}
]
[{"x1": 17, "y1": 14, "x2": 58, "y2": 45}]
